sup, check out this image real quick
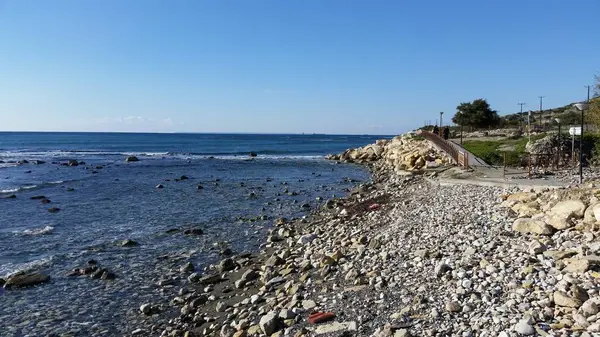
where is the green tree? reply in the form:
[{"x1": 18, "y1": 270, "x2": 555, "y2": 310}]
[{"x1": 451, "y1": 99, "x2": 500, "y2": 130}]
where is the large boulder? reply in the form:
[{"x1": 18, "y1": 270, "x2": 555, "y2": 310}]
[
  {"x1": 507, "y1": 192, "x2": 537, "y2": 203},
  {"x1": 550, "y1": 200, "x2": 586, "y2": 219},
  {"x1": 4, "y1": 272, "x2": 50, "y2": 288},
  {"x1": 125, "y1": 156, "x2": 140, "y2": 162},
  {"x1": 512, "y1": 218, "x2": 554, "y2": 235}
]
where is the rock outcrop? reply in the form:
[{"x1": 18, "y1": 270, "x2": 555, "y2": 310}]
[{"x1": 327, "y1": 133, "x2": 452, "y2": 172}]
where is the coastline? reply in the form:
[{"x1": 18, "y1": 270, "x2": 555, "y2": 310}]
[{"x1": 142, "y1": 134, "x2": 600, "y2": 337}]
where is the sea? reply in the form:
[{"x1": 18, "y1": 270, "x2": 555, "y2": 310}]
[{"x1": 0, "y1": 132, "x2": 387, "y2": 336}]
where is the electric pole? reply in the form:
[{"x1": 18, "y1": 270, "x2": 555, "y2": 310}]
[
  {"x1": 539, "y1": 96, "x2": 545, "y2": 127},
  {"x1": 518, "y1": 103, "x2": 528, "y2": 142}
]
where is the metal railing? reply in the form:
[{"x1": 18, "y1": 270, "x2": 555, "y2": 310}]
[{"x1": 420, "y1": 131, "x2": 468, "y2": 168}]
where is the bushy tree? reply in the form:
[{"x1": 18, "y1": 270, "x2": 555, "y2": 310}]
[{"x1": 451, "y1": 99, "x2": 500, "y2": 129}]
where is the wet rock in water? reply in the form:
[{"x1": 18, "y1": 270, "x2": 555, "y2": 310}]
[
  {"x1": 0, "y1": 278, "x2": 4, "y2": 286},
  {"x1": 301, "y1": 203, "x2": 311, "y2": 209},
  {"x1": 87, "y1": 259, "x2": 97, "y2": 265},
  {"x1": 183, "y1": 228, "x2": 203, "y2": 235},
  {"x1": 220, "y1": 248, "x2": 233, "y2": 256},
  {"x1": 32, "y1": 160, "x2": 45, "y2": 165},
  {"x1": 67, "y1": 159, "x2": 79, "y2": 167},
  {"x1": 140, "y1": 303, "x2": 152, "y2": 315},
  {"x1": 125, "y1": 156, "x2": 139, "y2": 162},
  {"x1": 156, "y1": 184, "x2": 164, "y2": 189},
  {"x1": 2, "y1": 194, "x2": 17, "y2": 199},
  {"x1": 4, "y1": 272, "x2": 50, "y2": 288},
  {"x1": 66, "y1": 188, "x2": 75, "y2": 192},
  {"x1": 41, "y1": 199, "x2": 51, "y2": 204},
  {"x1": 100, "y1": 271, "x2": 115, "y2": 280},
  {"x1": 119, "y1": 239, "x2": 138, "y2": 247},
  {"x1": 179, "y1": 175, "x2": 189, "y2": 180},
  {"x1": 249, "y1": 152, "x2": 258, "y2": 157},
  {"x1": 30, "y1": 195, "x2": 46, "y2": 200},
  {"x1": 180, "y1": 262, "x2": 194, "y2": 273},
  {"x1": 218, "y1": 258, "x2": 236, "y2": 272},
  {"x1": 166, "y1": 228, "x2": 180, "y2": 234},
  {"x1": 197, "y1": 185, "x2": 204, "y2": 190},
  {"x1": 24, "y1": 170, "x2": 32, "y2": 173},
  {"x1": 47, "y1": 207, "x2": 60, "y2": 213},
  {"x1": 248, "y1": 192, "x2": 257, "y2": 198}
]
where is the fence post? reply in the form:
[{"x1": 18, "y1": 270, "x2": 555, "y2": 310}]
[{"x1": 503, "y1": 152, "x2": 506, "y2": 178}]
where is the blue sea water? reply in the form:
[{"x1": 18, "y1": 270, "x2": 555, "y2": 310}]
[{"x1": 0, "y1": 132, "x2": 387, "y2": 336}]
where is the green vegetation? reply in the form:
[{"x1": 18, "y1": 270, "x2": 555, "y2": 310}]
[
  {"x1": 462, "y1": 134, "x2": 547, "y2": 166},
  {"x1": 451, "y1": 99, "x2": 500, "y2": 130}
]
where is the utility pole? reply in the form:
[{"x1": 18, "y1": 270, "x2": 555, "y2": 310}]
[
  {"x1": 440, "y1": 112, "x2": 444, "y2": 128},
  {"x1": 586, "y1": 85, "x2": 591, "y2": 101},
  {"x1": 518, "y1": 103, "x2": 528, "y2": 142},
  {"x1": 538, "y1": 96, "x2": 545, "y2": 127}
]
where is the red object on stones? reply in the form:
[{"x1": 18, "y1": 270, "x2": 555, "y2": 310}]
[
  {"x1": 308, "y1": 312, "x2": 336, "y2": 324},
  {"x1": 369, "y1": 203, "x2": 381, "y2": 210}
]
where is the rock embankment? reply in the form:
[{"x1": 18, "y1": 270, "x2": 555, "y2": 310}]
[{"x1": 326, "y1": 134, "x2": 452, "y2": 172}]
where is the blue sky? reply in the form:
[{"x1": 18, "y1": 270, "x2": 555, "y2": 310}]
[{"x1": 0, "y1": 0, "x2": 598, "y2": 134}]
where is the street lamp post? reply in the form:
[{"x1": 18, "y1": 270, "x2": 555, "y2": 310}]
[
  {"x1": 440, "y1": 112, "x2": 444, "y2": 136},
  {"x1": 574, "y1": 102, "x2": 590, "y2": 184}
]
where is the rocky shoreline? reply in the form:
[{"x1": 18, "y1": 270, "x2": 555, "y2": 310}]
[{"x1": 135, "y1": 135, "x2": 600, "y2": 337}]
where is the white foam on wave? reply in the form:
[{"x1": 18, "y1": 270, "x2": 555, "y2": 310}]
[
  {"x1": 0, "y1": 185, "x2": 38, "y2": 194},
  {"x1": 18, "y1": 225, "x2": 55, "y2": 236},
  {"x1": 0, "y1": 188, "x2": 19, "y2": 193},
  {"x1": 0, "y1": 256, "x2": 54, "y2": 279}
]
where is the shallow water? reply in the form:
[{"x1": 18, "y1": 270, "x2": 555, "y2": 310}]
[{"x1": 0, "y1": 132, "x2": 383, "y2": 336}]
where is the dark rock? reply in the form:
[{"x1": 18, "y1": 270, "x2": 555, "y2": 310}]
[
  {"x1": 17, "y1": 160, "x2": 29, "y2": 164},
  {"x1": 125, "y1": 156, "x2": 139, "y2": 162},
  {"x1": 189, "y1": 295, "x2": 208, "y2": 308},
  {"x1": 301, "y1": 203, "x2": 311, "y2": 209},
  {"x1": 24, "y1": 170, "x2": 32, "y2": 174},
  {"x1": 183, "y1": 228, "x2": 203, "y2": 235},
  {"x1": 66, "y1": 269, "x2": 81, "y2": 277},
  {"x1": 166, "y1": 228, "x2": 180, "y2": 234},
  {"x1": 249, "y1": 152, "x2": 258, "y2": 157},
  {"x1": 41, "y1": 199, "x2": 51, "y2": 204},
  {"x1": 32, "y1": 160, "x2": 45, "y2": 165},
  {"x1": 179, "y1": 175, "x2": 189, "y2": 180},
  {"x1": 156, "y1": 184, "x2": 164, "y2": 189},
  {"x1": 218, "y1": 258, "x2": 236, "y2": 272},
  {"x1": 248, "y1": 192, "x2": 257, "y2": 198},
  {"x1": 30, "y1": 196, "x2": 46, "y2": 200},
  {"x1": 2, "y1": 195, "x2": 17, "y2": 199},
  {"x1": 101, "y1": 271, "x2": 116, "y2": 280},
  {"x1": 87, "y1": 259, "x2": 97, "y2": 265},
  {"x1": 4, "y1": 272, "x2": 50, "y2": 288},
  {"x1": 180, "y1": 262, "x2": 194, "y2": 273},
  {"x1": 0, "y1": 278, "x2": 5, "y2": 286},
  {"x1": 220, "y1": 248, "x2": 233, "y2": 256},
  {"x1": 198, "y1": 274, "x2": 222, "y2": 285},
  {"x1": 47, "y1": 207, "x2": 60, "y2": 213},
  {"x1": 79, "y1": 161, "x2": 86, "y2": 165},
  {"x1": 67, "y1": 160, "x2": 79, "y2": 167},
  {"x1": 66, "y1": 188, "x2": 75, "y2": 192},
  {"x1": 196, "y1": 185, "x2": 204, "y2": 190},
  {"x1": 91, "y1": 269, "x2": 104, "y2": 279},
  {"x1": 119, "y1": 239, "x2": 138, "y2": 247}
]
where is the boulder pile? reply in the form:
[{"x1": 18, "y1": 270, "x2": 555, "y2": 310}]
[{"x1": 327, "y1": 134, "x2": 452, "y2": 172}]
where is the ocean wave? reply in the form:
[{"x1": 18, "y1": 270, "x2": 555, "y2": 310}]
[
  {"x1": 0, "y1": 256, "x2": 54, "y2": 279},
  {"x1": 0, "y1": 180, "x2": 66, "y2": 194},
  {"x1": 18, "y1": 225, "x2": 55, "y2": 236}
]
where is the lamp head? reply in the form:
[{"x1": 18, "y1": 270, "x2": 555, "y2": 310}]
[
  {"x1": 554, "y1": 118, "x2": 561, "y2": 124},
  {"x1": 574, "y1": 103, "x2": 590, "y2": 111}
]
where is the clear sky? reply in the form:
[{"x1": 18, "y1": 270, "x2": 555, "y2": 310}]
[{"x1": 0, "y1": 0, "x2": 598, "y2": 134}]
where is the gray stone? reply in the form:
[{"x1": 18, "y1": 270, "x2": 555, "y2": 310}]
[
  {"x1": 514, "y1": 319, "x2": 535, "y2": 335},
  {"x1": 218, "y1": 258, "x2": 236, "y2": 272},
  {"x1": 259, "y1": 311, "x2": 280, "y2": 335},
  {"x1": 140, "y1": 303, "x2": 152, "y2": 315},
  {"x1": 4, "y1": 272, "x2": 50, "y2": 288}
]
